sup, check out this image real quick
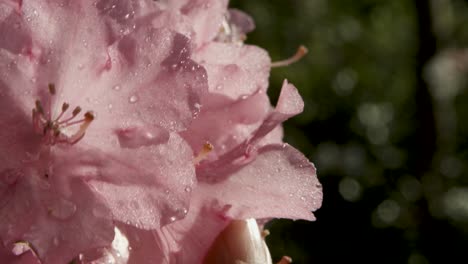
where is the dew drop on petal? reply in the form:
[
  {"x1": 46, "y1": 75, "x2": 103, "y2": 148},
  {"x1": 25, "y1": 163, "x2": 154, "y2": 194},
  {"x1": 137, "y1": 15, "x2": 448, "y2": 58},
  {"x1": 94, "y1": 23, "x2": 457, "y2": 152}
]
[
  {"x1": 49, "y1": 198, "x2": 77, "y2": 220},
  {"x1": 53, "y1": 237, "x2": 59, "y2": 246},
  {"x1": 116, "y1": 126, "x2": 169, "y2": 148},
  {"x1": 112, "y1": 85, "x2": 121, "y2": 91},
  {"x1": 184, "y1": 186, "x2": 192, "y2": 193},
  {"x1": 129, "y1": 95, "x2": 139, "y2": 103}
]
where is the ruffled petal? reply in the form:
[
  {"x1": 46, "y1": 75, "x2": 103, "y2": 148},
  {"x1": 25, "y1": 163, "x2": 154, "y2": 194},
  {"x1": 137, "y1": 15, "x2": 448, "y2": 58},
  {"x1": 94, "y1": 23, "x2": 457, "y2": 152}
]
[
  {"x1": 199, "y1": 144, "x2": 322, "y2": 221},
  {"x1": 181, "y1": 91, "x2": 270, "y2": 159},
  {"x1": 0, "y1": 172, "x2": 114, "y2": 263},
  {"x1": 73, "y1": 133, "x2": 196, "y2": 228},
  {"x1": 161, "y1": 193, "x2": 231, "y2": 263},
  {"x1": 226, "y1": 9, "x2": 255, "y2": 36},
  {"x1": 166, "y1": 0, "x2": 228, "y2": 46},
  {"x1": 199, "y1": 80, "x2": 303, "y2": 171},
  {"x1": 180, "y1": 43, "x2": 272, "y2": 158},
  {"x1": 193, "y1": 43, "x2": 271, "y2": 99}
]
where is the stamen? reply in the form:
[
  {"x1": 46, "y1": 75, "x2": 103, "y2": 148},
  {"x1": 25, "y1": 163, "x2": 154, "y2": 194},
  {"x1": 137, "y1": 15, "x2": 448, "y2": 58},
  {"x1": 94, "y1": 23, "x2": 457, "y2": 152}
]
[
  {"x1": 84, "y1": 111, "x2": 95, "y2": 121},
  {"x1": 31, "y1": 84, "x2": 94, "y2": 145},
  {"x1": 62, "y1": 102, "x2": 70, "y2": 111},
  {"x1": 54, "y1": 102, "x2": 70, "y2": 122},
  {"x1": 58, "y1": 106, "x2": 82, "y2": 125},
  {"x1": 73, "y1": 106, "x2": 81, "y2": 116},
  {"x1": 48, "y1": 83, "x2": 56, "y2": 95},
  {"x1": 193, "y1": 142, "x2": 214, "y2": 165},
  {"x1": 271, "y1": 45, "x2": 308, "y2": 68},
  {"x1": 35, "y1": 100, "x2": 44, "y2": 115}
]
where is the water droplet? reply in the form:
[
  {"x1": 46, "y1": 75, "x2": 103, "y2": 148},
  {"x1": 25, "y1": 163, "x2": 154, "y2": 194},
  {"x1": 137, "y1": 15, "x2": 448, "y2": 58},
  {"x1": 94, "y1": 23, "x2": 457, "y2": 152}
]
[
  {"x1": 184, "y1": 186, "x2": 192, "y2": 193},
  {"x1": 108, "y1": 104, "x2": 113, "y2": 110},
  {"x1": 124, "y1": 13, "x2": 130, "y2": 19},
  {"x1": 169, "y1": 216, "x2": 177, "y2": 222},
  {"x1": 112, "y1": 85, "x2": 121, "y2": 91},
  {"x1": 48, "y1": 198, "x2": 77, "y2": 220},
  {"x1": 53, "y1": 237, "x2": 59, "y2": 246},
  {"x1": 300, "y1": 196, "x2": 306, "y2": 201},
  {"x1": 129, "y1": 95, "x2": 138, "y2": 103},
  {"x1": 215, "y1": 84, "x2": 223, "y2": 90},
  {"x1": 116, "y1": 126, "x2": 169, "y2": 148}
]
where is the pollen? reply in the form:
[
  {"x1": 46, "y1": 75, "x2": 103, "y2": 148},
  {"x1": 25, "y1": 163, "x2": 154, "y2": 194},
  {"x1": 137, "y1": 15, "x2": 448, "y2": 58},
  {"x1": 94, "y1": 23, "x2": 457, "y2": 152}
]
[
  {"x1": 193, "y1": 142, "x2": 214, "y2": 165},
  {"x1": 32, "y1": 83, "x2": 94, "y2": 145}
]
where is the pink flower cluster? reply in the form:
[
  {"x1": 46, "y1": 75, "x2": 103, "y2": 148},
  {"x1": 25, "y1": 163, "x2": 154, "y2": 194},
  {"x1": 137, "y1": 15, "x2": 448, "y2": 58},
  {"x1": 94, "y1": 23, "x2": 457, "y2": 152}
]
[{"x1": 0, "y1": 0, "x2": 322, "y2": 263}]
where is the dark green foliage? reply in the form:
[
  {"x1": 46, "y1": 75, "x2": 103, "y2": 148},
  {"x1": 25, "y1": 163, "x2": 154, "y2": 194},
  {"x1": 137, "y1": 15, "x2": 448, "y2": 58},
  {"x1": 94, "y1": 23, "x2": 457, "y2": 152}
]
[{"x1": 232, "y1": 0, "x2": 468, "y2": 263}]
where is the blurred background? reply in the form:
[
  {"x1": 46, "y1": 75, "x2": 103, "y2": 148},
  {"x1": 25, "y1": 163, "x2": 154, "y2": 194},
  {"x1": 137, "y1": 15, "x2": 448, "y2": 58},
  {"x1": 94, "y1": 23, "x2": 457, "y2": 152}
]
[{"x1": 231, "y1": 0, "x2": 468, "y2": 263}]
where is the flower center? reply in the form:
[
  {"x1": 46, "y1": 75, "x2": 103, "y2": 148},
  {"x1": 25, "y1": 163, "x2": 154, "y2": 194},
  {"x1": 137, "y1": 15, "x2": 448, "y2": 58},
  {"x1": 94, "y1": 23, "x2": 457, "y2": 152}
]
[{"x1": 32, "y1": 84, "x2": 94, "y2": 145}]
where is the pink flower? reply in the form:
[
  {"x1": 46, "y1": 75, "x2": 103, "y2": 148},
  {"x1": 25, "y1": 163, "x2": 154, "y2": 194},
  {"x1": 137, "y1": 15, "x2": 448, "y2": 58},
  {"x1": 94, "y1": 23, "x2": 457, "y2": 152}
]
[{"x1": 0, "y1": 0, "x2": 322, "y2": 263}]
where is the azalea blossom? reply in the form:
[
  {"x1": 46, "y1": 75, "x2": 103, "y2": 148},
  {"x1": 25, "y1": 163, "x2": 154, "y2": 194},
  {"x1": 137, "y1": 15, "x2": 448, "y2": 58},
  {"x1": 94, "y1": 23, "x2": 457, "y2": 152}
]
[{"x1": 0, "y1": 0, "x2": 322, "y2": 263}]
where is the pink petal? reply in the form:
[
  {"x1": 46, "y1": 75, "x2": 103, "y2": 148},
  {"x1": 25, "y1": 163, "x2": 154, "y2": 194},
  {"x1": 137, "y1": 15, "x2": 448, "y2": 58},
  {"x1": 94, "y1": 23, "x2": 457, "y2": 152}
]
[
  {"x1": 194, "y1": 43, "x2": 271, "y2": 99},
  {"x1": 199, "y1": 80, "x2": 303, "y2": 169},
  {"x1": 199, "y1": 144, "x2": 322, "y2": 221},
  {"x1": 79, "y1": 133, "x2": 196, "y2": 228},
  {"x1": 118, "y1": 224, "x2": 170, "y2": 264},
  {"x1": 181, "y1": 91, "x2": 270, "y2": 159},
  {"x1": 0, "y1": 172, "x2": 114, "y2": 264},
  {"x1": 157, "y1": 193, "x2": 231, "y2": 264},
  {"x1": 227, "y1": 8, "x2": 255, "y2": 35},
  {"x1": 176, "y1": 0, "x2": 229, "y2": 46}
]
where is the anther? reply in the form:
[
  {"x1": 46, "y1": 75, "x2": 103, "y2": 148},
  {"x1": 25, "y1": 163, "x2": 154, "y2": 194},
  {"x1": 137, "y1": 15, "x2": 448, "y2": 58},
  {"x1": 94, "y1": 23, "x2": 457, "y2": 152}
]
[
  {"x1": 35, "y1": 100, "x2": 44, "y2": 115},
  {"x1": 271, "y1": 45, "x2": 308, "y2": 68},
  {"x1": 48, "y1": 83, "x2": 56, "y2": 95},
  {"x1": 193, "y1": 142, "x2": 214, "y2": 165},
  {"x1": 72, "y1": 106, "x2": 82, "y2": 116},
  {"x1": 32, "y1": 84, "x2": 95, "y2": 145},
  {"x1": 62, "y1": 102, "x2": 69, "y2": 112},
  {"x1": 84, "y1": 111, "x2": 95, "y2": 121}
]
